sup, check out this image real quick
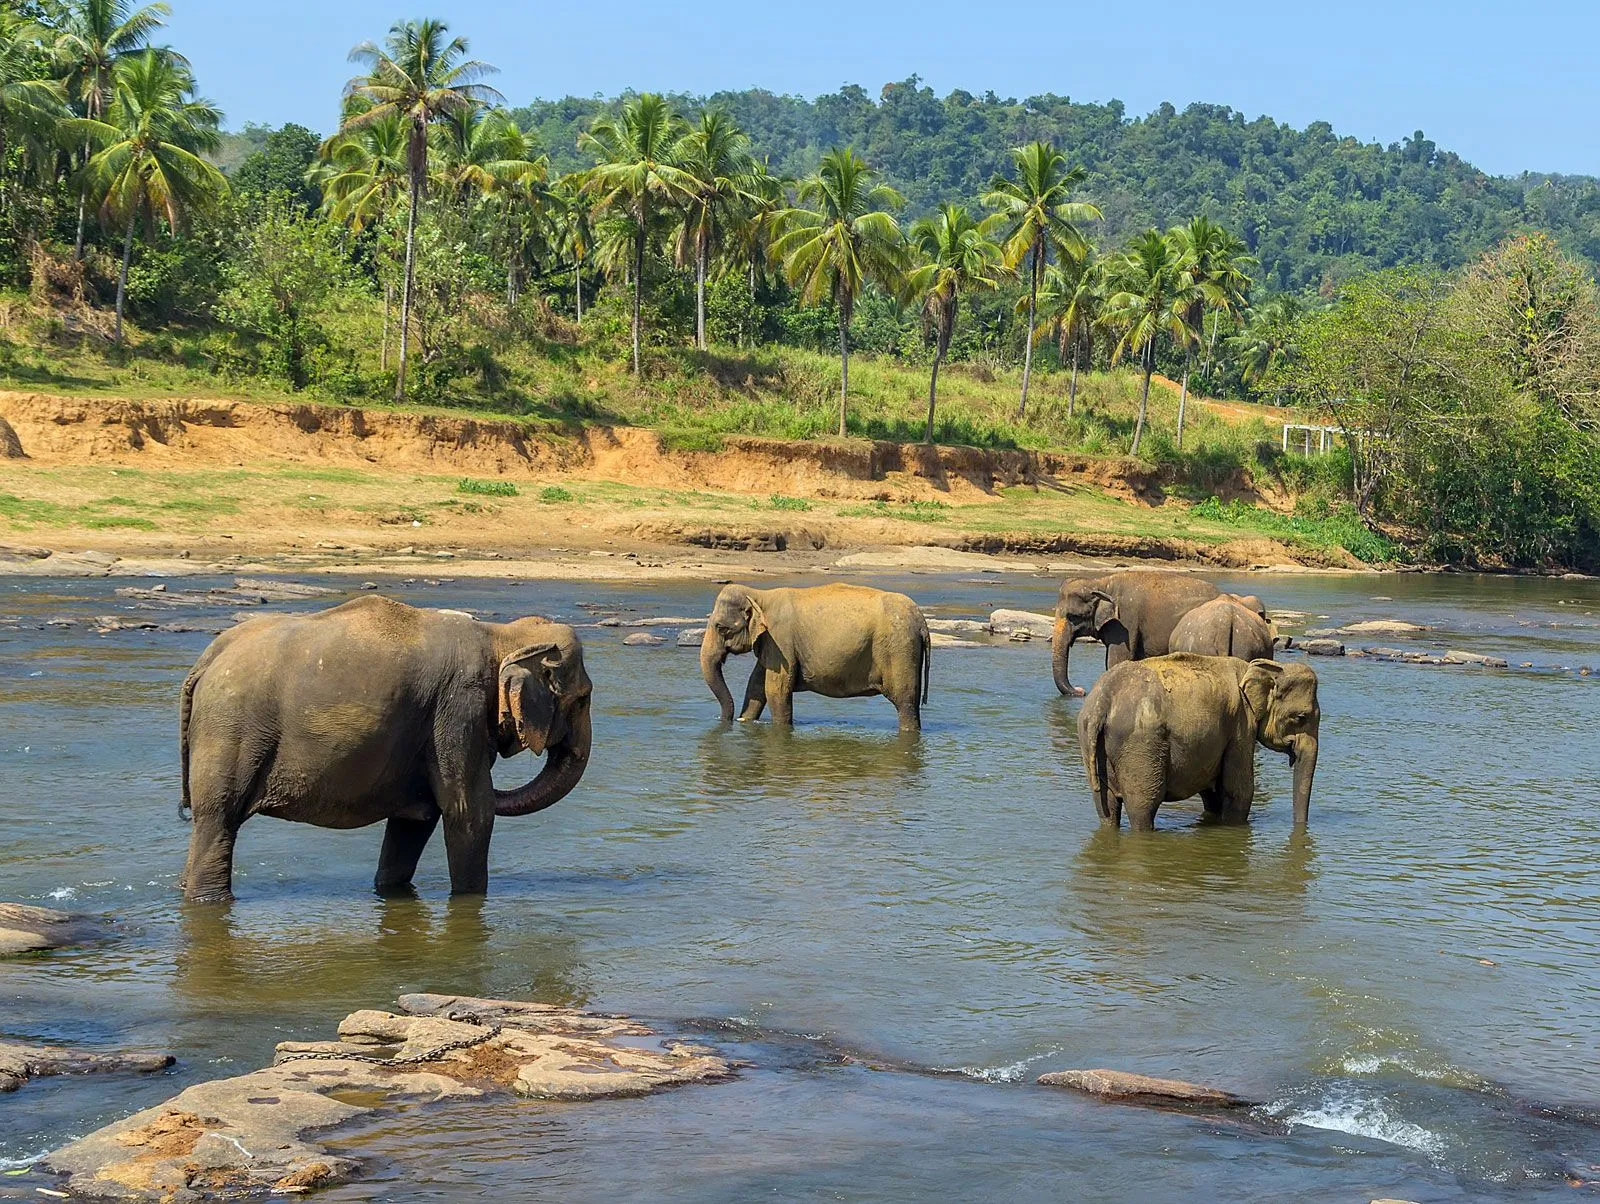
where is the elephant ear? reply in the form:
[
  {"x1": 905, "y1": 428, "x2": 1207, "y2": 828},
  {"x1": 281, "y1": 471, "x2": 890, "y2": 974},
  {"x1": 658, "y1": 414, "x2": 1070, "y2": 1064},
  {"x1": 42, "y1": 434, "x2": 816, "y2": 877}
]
[
  {"x1": 1240, "y1": 658, "x2": 1284, "y2": 725},
  {"x1": 499, "y1": 642, "x2": 561, "y2": 757},
  {"x1": 1090, "y1": 588, "x2": 1118, "y2": 632}
]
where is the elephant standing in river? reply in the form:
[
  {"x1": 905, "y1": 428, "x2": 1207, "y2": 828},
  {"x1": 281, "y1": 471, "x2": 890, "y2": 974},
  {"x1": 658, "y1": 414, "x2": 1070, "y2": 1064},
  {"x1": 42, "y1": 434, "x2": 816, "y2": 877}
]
[
  {"x1": 1078, "y1": 653, "x2": 1320, "y2": 830},
  {"x1": 177, "y1": 596, "x2": 593, "y2": 902},
  {"x1": 1170, "y1": 596, "x2": 1276, "y2": 662},
  {"x1": 700, "y1": 583, "x2": 930, "y2": 731},
  {"x1": 1051, "y1": 570, "x2": 1222, "y2": 696}
]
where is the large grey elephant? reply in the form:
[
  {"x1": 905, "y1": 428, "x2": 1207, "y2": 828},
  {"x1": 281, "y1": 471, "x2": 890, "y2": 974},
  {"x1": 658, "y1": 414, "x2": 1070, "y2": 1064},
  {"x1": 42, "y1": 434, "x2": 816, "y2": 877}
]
[
  {"x1": 1077, "y1": 653, "x2": 1320, "y2": 830},
  {"x1": 177, "y1": 596, "x2": 592, "y2": 902},
  {"x1": 700, "y1": 583, "x2": 931, "y2": 731},
  {"x1": 1170, "y1": 596, "x2": 1276, "y2": 661},
  {"x1": 1050, "y1": 570, "x2": 1222, "y2": 696}
]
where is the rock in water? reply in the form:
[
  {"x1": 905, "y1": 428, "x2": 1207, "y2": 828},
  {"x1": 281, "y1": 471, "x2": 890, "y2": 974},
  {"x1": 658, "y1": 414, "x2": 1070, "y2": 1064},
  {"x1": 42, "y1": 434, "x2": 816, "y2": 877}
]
[
  {"x1": 925, "y1": 618, "x2": 991, "y2": 635},
  {"x1": 1334, "y1": 619, "x2": 1430, "y2": 635},
  {"x1": 930, "y1": 633, "x2": 985, "y2": 649},
  {"x1": 677, "y1": 626, "x2": 706, "y2": 647},
  {"x1": 1441, "y1": 650, "x2": 1510, "y2": 667},
  {"x1": 0, "y1": 1041, "x2": 173, "y2": 1093},
  {"x1": 1296, "y1": 638, "x2": 1346, "y2": 657},
  {"x1": 1036, "y1": 1068, "x2": 1254, "y2": 1109},
  {"x1": 0, "y1": 902, "x2": 108, "y2": 956},
  {"x1": 622, "y1": 632, "x2": 666, "y2": 647},
  {"x1": 40, "y1": 994, "x2": 736, "y2": 1200},
  {"x1": 989, "y1": 609, "x2": 1055, "y2": 638}
]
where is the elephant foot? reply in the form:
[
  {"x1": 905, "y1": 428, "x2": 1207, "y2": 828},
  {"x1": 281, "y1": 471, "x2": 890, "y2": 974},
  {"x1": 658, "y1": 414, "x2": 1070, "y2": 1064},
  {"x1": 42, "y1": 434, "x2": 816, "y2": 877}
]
[{"x1": 182, "y1": 888, "x2": 235, "y2": 905}]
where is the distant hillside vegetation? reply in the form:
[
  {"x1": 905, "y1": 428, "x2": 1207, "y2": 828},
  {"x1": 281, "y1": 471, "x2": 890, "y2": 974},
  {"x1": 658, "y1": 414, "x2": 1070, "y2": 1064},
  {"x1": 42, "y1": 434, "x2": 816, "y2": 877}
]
[{"x1": 511, "y1": 79, "x2": 1600, "y2": 294}]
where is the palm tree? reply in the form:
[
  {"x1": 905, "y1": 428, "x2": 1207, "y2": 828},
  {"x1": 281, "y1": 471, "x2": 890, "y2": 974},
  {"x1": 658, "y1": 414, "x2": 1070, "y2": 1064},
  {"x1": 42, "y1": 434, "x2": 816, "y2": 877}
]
[
  {"x1": 0, "y1": 13, "x2": 65, "y2": 215},
  {"x1": 732, "y1": 157, "x2": 784, "y2": 295},
  {"x1": 1038, "y1": 251, "x2": 1103, "y2": 418},
  {"x1": 50, "y1": 0, "x2": 174, "y2": 261},
  {"x1": 71, "y1": 49, "x2": 223, "y2": 345},
  {"x1": 676, "y1": 109, "x2": 754, "y2": 351},
  {"x1": 771, "y1": 147, "x2": 909, "y2": 437},
  {"x1": 1168, "y1": 217, "x2": 1254, "y2": 446},
  {"x1": 982, "y1": 141, "x2": 1101, "y2": 418},
  {"x1": 907, "y1": 203, "x2": 1002, "y2": 443},
  {"x1": 548, "y1": 179, "x2": 592, "y2": 323},
  {"x1": 434, "y1": 106, "x2": 548, "y2": 305},
  {"x1": 1228, "y1": 294, "x2": 1300, "y2": 399},
  {"x1": 345, "y1": 18, "x2": 501, "y2": 401},
  {"x1": 1101, "y1": 228, "x2": 1196, "y2": 456},
  {"x1": 579, "y1": 93, "x2": 693, "y2": 374}
]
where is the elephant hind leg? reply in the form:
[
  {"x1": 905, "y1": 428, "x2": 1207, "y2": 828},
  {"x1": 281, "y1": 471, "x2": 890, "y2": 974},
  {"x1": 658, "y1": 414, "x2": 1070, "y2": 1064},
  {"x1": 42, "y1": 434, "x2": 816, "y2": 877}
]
[
  {"x1": 1108, "y1": 743, "x2": 1165, "y2": 833},
  {"x1": 179, "y1": 744, "x2": 267, "y2": 903},
  {"x1": 375, "y1": 813, "x2": 440, "y2": 894}
]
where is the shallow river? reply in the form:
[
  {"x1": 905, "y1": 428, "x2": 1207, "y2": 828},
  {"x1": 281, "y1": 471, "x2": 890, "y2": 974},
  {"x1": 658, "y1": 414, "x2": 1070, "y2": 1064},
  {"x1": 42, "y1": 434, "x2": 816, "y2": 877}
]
[{"x1": 2, "y1": 568, "x2": 1598, "y2": 1200}]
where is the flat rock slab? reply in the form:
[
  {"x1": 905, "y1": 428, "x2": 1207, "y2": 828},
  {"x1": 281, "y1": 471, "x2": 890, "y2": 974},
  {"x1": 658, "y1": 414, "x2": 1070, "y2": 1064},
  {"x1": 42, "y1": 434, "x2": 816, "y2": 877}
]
[
  {"x1": 930, "y1": 633, "x2": 986, "y2": 649},
  {"x1": 622, "y1": 632, "x2": 666, "y2": 646},
  {"x1": 677, "y1": 626, "x2": 706, "y2": 647},
  {"x1": 1295, "y1": 638, "x2": 1347, "y2": 656},
  {"x1": 1332, "y1": 619, "x2": 1430, "y2": 635},
  {"x1": 1037, "y1": 1068, "x2": 1254, "y2": 1110},
  {"x1": 0, "y1": 1041, "x2": 173, "y2": 1094},
  {"x1": 39, "y1": 993, "x2": 736, "y2": 1201},
  {"x1": 835, "y1": 547, "x2": 1041, "y2": 572},
  {"x1": 989, "y1": 609, "x2": 1056, "y2": 639},
  {"x1": 925, "y1": 617, "x2": 991, "y2": 635},
  {"x1": 0, "y1": 902, "x2": 109, "y2": 956}
]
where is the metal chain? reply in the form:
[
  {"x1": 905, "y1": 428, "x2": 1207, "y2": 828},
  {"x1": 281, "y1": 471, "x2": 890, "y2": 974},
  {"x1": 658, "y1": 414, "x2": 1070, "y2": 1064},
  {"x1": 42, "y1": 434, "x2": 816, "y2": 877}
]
[{"x1": 275, "y1": 1010, "x2": 503, "y2": 1068}]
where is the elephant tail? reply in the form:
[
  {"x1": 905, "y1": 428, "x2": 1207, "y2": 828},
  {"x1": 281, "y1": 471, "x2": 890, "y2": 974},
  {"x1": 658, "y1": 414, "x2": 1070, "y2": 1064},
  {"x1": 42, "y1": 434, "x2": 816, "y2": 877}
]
[
  {"x1": 922, "y1": 628, "x2": 931, "y2": 705},
  {"x1": 178, "y1": 665, "x2": 201, "y2": 821},
  {"x1": 1079, "y1": 696, "x2": 1112, "y2": 821}
]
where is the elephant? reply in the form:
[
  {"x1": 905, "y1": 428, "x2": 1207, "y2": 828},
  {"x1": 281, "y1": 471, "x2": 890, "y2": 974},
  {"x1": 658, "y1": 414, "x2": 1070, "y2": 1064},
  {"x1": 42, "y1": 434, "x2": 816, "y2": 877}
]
[
  {"x1": 1051, "y1": 570, "x2": 1223, "y2": 696},
  {"x1": 176, "y1": 595, "x2": 593, "y2": 902},
  {"x1": 1170, "y1": 596, "x2": 1276, "y2": 662},
  {"x1": 700, "y1": 583, "x2": 931, "y2": 731},
  {"x1": 1077, "y1": 653, "x2": 1320, "y2": 831}
]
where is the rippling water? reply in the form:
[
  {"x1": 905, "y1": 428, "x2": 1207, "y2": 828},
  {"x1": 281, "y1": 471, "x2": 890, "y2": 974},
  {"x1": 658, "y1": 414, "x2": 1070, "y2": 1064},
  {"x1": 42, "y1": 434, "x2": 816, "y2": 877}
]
[{"x1": 2, "y1": 569, "x2": 1598, "y2": 1199}]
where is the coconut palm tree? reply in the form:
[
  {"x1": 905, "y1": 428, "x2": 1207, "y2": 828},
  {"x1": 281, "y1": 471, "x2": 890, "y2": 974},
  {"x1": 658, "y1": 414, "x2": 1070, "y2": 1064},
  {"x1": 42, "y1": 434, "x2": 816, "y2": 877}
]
[
  {"x1": 0, "y1": 12, "x2": 65, "y2": 214},
  {"x1": 1102, "y1": 228, "x2": 1197, "y2": 456},
  {"x1": 676, "y1": 109, "x2": 755, "y2": 351},
  {"x1": 71, "y1": 48, "x2": 223, "y2": 345},
  {"x1": 548, "y1": 179, "x2": 592, "y2": 323},
  {"x1": 771, "y1": 147, "x2": 909, "y2": 437},
  {"x1": 579, "y1": 94, "x2": 694, "y2": 373},
  {"x1": 907, "y1": 203, "x2": 1002, "y2": 443},
  {"x1": 1228, "y1": 294, "x2": 1301, "y2": 398},
  {"x1": 434, "y1": 105, "x2": 547, "y2": 305},
  {"x1": 1038, "y1": 251, "x2": 1104, "y2": 418},
  {"x1": 732, "y1": 157, "x2": 784, "y2": 295},
  {"x1": 345, "y1": 18, "x2": 501, "y2": 401},
  {"x1": 1168, "y1": 216, "x2": 1254, "y2": 446},
  {"x1": 981, "y1": 141, "x2": 1101, "y2": 418},
  {"x1": 50, "y1": 0, "x2": 175, "y2": 261}
]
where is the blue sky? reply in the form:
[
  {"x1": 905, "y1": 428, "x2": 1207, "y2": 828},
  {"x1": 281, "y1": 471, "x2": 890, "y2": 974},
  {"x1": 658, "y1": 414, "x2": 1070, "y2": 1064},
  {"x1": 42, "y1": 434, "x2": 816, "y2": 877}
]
[{"x1": 167, "y1": 0, "x2": 1597, "y2": 177}]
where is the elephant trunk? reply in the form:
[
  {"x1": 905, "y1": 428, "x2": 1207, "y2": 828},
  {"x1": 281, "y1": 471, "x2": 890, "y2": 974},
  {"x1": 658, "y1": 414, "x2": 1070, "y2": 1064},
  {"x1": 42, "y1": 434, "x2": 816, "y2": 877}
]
[
  {"x1": 494, "y1": 699, "x2": 591, "y2": 818},
  {"x1": 701, "y1": 628, "x2": 735, "y2": 722},
  {"x1": 1289, "y1": 736, "x2": 1317, "y2": 827},
  {"x1": 1052, "y1": 617, "x2": 1079, "y2": 697}
]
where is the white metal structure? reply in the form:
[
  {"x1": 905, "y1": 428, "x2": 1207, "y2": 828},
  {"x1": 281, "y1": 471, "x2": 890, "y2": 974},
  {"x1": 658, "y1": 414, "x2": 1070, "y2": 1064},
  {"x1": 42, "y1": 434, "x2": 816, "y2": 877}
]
[{"x1": 1281, "y1": 423, "x2": 1340, "y2": 454}]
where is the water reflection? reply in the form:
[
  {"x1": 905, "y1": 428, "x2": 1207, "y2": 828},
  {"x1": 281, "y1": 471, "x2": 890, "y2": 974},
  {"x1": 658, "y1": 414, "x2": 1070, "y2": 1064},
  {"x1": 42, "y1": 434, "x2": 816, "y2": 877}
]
[{"x1": 692, "y1": 724, "x2": 925, "y2": 800}]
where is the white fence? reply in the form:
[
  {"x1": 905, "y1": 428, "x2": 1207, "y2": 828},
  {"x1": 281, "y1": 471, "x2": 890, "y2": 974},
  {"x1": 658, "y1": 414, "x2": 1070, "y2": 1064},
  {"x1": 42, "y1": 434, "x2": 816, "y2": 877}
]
[{"x1": 1281, "y1": 423, "x2": 1342, "y2": 455}]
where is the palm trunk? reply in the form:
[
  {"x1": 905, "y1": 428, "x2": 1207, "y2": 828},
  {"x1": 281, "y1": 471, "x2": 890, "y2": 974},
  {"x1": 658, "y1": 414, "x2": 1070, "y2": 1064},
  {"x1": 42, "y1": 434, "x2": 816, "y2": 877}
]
[
  {"x1": 1176, "y1": 349, "x2": 1191, "y2": 450},
  {"x1": 1018, "y1": 244, "x2": 1039, "y2": 419},
  {"x1": 1132, "y1": 345, "x2": 1152, "y2": 456},
  {"x1": 695, "y1": 242, "x2": 707, "y2": 351},
  {"x1": 1068, "y1": 344, "x2": 1080, "y2": 419},
  {"x1": 1204, "y1": 309, "x2": 1220, "y2": 381},
  {"x1": 631, "y1": 220, "x2": 644, "y2": 374},
  {"x1": 114, "y1": 205, "x2": 136, "y2": 348},
  {"x1": 73, "y1": 139, "x2": 92, "y2": 262},
  {"x1": 925, "y1": 352, "x2": 942, "y2": 445},
  {"x1": 838, "y1": 308, "x2": 850, "y2": 438},
  {"x1": 396, "y1": 187, "x2": 418, "y2": 402},
  {"x1": 574, "y1": 258, "x2": 583, "y2": 324},
  {"x1": 381, "y1": 283, "x2": 391, "y2": 371}
]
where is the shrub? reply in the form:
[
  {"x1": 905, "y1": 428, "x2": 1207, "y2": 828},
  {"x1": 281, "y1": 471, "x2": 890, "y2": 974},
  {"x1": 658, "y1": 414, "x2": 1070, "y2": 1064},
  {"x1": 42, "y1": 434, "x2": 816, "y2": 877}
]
[
  {"x1": 539, "y1": 486, "x2": 574, "y2": 503},
  {"x1": 457, "y1": 477, "x2": 518, "y2": 497},
  {"x1": 767, "y1": 493, "x2": 811, "y2": 511}
]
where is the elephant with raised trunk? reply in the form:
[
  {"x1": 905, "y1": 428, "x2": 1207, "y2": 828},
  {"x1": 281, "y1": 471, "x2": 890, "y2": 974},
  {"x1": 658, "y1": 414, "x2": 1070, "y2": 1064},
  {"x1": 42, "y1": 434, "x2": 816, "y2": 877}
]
[
  {"x1": 177, "y1": 596, "x2": 593, "y2": 902},
  {"x1": 1170, "y1": 596, "x2": 1276, "y2": 662},
  {"x1": 700, "y1": 583, "x2": 930, "y2": 731},
  {"x1": 1051, "y1": 570, "x2": 1222, "y2": 696},
  {"x1": 1077, "y1": 654, "x2": 1320, "y2": 830}
]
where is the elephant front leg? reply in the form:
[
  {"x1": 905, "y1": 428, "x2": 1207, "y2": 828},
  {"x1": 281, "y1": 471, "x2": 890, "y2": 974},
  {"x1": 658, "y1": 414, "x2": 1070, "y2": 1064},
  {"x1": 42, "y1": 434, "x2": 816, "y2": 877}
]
[
  {"x1": 181, "y1": 812, "x2": 240, "y2": 904},
  {"x1": 430, "y1": 758, "x2": 495, "y2": 896},
  {"x1": 738, "y1": 661, "x2": 767, "y2": 722},
  {"x1": 375, "y1": 813, "x2": 440, "y2": 894},
  {"x1": 766, "y1": 667, "x2": 795, "y2": 726},
  {"x1": 1216, "y1": 741, "x2": 1256, "y2": 823}
]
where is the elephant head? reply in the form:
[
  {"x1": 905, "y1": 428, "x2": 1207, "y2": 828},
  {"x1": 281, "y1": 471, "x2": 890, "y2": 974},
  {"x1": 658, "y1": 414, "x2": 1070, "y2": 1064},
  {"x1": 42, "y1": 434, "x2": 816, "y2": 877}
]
[
  {"x1": 700, "y1": 585, "x2": 767, "y2": 722},
  {"x1": 1052, "y1": 580, "x2": 1120, "y2": 697},
  {"x1": 1241, "y1": 659, "x2": 1320, "y2": 826},
  {"x1": 1228, "y1": 594, "x2": 1269, "y2": 624},
  {"x1": 492, "y1": 631, "x2": 593, "y2": 817}
]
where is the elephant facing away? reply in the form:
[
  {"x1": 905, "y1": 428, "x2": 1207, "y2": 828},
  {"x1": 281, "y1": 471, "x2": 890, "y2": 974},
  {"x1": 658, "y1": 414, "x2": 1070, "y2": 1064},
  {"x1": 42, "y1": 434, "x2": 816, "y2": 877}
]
[
  {"x1": 1170, "y1": 596, "x2": 1276, "y2": 662},
  {"x1": 1077, "y1": 653, "x2": 1320, "y2": 831},
  {"x1": 177, "y1": 596, "x2": 593, "y2": 902},
  {"x1": 700, "y1": 583, "x2": 930, "y2": 731},
  {"x1": 1051, "y1": 570, "x2": 1222, "y2": 696}
]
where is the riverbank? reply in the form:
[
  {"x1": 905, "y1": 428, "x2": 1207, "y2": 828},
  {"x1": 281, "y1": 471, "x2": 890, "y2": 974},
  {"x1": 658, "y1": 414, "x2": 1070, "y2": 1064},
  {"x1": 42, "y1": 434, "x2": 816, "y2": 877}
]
[{"x1": 0, "y1": 390, "x2": 1375, "y2": 576}]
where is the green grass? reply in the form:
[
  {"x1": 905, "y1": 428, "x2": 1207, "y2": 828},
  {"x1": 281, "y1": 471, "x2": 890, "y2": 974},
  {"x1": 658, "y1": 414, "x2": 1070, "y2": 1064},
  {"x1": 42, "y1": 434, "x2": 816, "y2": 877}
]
[
  {"x1": 539, "y1": 486, "x2": 574, "y2": 503},
  {"x1": 838, "y1": 499, "x2": 952, "y2": 524},
  {"x1": 765, "y1": 493, "x2": 811, "y2": 511},
  {"x1": 1190, "y1": 496, "x2": 1397, "y2": 563},
  {"x1": 458, "y1": 477, "x2": 519, "y2": 497}
]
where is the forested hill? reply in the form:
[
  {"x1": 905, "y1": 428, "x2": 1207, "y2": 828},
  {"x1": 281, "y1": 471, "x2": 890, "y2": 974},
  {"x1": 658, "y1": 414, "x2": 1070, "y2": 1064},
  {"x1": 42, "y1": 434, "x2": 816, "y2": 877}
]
[{"x1": 511, "y1": 79, "x2": 1600, "y2": 294}]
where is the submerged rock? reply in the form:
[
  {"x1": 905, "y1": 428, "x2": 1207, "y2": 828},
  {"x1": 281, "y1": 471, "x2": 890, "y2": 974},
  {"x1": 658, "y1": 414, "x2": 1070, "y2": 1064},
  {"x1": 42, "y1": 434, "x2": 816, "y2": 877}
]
[
  {"x1": 1441, "y1": 650, "x2": 1510, "y2": 668},
  {"x1": 1332, "y1": 619, "x2": 1430, "y2": 635},
  {"x1": 989, "y1": 609, "x2": 1055, "y2": 638},
  {"x1": 622, "y1": 632, "x2": 666, "y2": 646},
  {"x1": 39, "y1": 994, "x2": 735, "y2": 1201},
  {"x1": 1296, "y1": 638, "x2": 1346, "y2": 657},
  {"x1": 0, "y1": 1041, "x2": 173, "y2": 1094},
  {"x1": 0, "y1": 902, "x2": 108, "y2": 956},
  {"x1": 677, "y1": 626, "x2": 706, "y2": 647},
  {"x1": 930, "y1": 633, "x2": 985, "y2": 649},
  {"x1": 925, "y1": 618, "x2": 991, "y2": 635},
  {"x1": 1036, "y1": 1068, "x2": 1254, "y2": 1109}
]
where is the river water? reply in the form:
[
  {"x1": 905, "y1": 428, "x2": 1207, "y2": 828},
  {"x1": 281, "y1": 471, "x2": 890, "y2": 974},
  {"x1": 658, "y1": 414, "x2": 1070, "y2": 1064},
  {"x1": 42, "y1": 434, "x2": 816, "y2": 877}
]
[{"x1": 1, "y1": 568, "x2": 1597, "y2": 1200}]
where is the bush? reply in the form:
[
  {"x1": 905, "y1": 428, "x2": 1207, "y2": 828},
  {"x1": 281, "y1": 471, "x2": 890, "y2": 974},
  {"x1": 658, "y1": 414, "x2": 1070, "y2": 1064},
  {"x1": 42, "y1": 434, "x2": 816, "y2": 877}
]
[
  {"x1": 539, "y1": 486, "x2": 574, "y2": 503},
  {"x1": 458, "y1": 477, "x2": 518, "y2": 497},
  {"x1": 767, "y1": 493, "x2": 811, "y2": 511},
  {"x1": 1191, "y1": 495, "x2": 1396, "y2": 563}
]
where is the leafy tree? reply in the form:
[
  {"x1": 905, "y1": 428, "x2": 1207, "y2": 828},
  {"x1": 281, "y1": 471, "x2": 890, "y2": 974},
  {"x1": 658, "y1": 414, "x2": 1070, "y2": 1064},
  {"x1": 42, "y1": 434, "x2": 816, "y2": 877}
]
[
  {"x1": 50, "y1": 0, "x2": 174, "y2": 258},
  {"x1": 345, "y1": 18, "x2": 501, "y2": 400},
  {"x1": 1101, "y1": 228, "x2": 1196, "y2": 455},
  {"x1": 675, "y1": 108, "x2": 754, "y2": 350},
  {"x1": 1229, "y1": 294, "x2": 1300, "y2": 398},
  {"x1": 231, "y1": 122, "x2": 319, "y2": 208},
  {"x1": 0, "y1": 11, "x2": 64, "y2": 216},
  {"x1": 578, "y1": 92, "x2": 693, "y2": 373},
  {"x1": 981, "y1": 141, "x2": 1100, "y2": 417},
  {"x1": 771, "y1": 146, "x2": 908, "y2": 436},
  {"x1": 434, "y1": 105, "x2": 547, "y2": 305},
  {"x1": 72, "y1": 47, "x2": 224, "y2": 344},
  {"x1": 907, "y1": 202, "x2": 1002, "y2": 442}
]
